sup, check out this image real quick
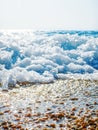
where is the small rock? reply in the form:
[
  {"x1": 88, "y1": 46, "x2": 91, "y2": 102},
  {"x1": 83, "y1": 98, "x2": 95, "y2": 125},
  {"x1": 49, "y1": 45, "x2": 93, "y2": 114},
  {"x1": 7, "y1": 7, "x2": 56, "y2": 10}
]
[
  {"x1": 70, "y1": 98, "x2": 78, "y2": 100},
  {"x1": 0, "y1": 112, "x2": 4, "y2": 115},
  {"x1": 4, "y1": 110, "x2": 10, "y2": 113},
  {"x1": 94, "y1": 101, "x2": 97, "y2": 105},
  {"x1": 59, "y1": 124, "x2": 65, "y2": 127},
  {"x1": 25, "y1": 113, "x2": 32, "y2": 117},
  {"x1": 47, "y1": 108, "x2": 51, "y2": 111},
  {"x1": 39, "y1": 117, "x2": 48, "y2": 122},
  {"x1": 2, "y1": 89, "x2": 8, "y2": 92},
  {"x1": 3, "y1": 125, "x2": 8, "y2": 129},
  {"x1": 50, "y1": 123, "x2": 56, "y2": 128}
]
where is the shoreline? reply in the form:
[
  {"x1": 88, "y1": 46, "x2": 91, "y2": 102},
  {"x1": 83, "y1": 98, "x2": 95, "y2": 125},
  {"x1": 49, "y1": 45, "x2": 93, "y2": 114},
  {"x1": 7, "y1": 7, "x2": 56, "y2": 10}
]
[{"x1": 0, "y1": 79, "x2": 98, "y2": 129}]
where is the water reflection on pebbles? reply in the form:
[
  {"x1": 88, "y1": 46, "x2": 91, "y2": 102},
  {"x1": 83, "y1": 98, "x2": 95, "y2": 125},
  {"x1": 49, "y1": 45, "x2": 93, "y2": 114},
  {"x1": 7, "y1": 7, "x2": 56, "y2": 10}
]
[{"x1": 0, "y1": 79, "x2": 98, "y2": 129}]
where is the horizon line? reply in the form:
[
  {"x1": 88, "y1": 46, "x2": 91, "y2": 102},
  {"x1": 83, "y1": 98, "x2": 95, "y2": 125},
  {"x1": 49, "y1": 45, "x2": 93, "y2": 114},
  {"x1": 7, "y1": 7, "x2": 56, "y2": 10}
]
[{"x1": 0, "y1": 29, "x2": 98, "y2": 32}]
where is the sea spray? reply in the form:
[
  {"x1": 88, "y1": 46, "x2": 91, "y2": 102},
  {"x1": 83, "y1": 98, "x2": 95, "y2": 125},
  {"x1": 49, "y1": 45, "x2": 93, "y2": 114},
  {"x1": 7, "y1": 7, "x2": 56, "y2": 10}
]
[{"x1": 0, "y1": 30, "x2": 98, "y2": 88}]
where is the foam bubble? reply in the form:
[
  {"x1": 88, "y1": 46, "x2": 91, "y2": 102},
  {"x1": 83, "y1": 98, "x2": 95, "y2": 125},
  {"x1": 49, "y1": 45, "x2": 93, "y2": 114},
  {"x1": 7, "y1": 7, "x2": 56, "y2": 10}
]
[{"x1": 0, "y1": 30, "x2": 98, "y2": 88}]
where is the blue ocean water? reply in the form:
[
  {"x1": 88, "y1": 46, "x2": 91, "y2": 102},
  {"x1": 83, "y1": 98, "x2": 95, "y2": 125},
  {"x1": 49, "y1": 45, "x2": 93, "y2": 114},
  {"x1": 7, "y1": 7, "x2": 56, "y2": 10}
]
[{"x1": 0, "y1": 30, "x2": 98, "y2": 88}]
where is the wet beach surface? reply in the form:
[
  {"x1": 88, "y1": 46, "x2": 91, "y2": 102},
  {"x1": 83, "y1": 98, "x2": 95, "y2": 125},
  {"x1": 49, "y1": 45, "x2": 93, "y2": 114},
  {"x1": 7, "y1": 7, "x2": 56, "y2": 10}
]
[{"x1": 0, "y1": 79, "x2": 98, "y2": 130}]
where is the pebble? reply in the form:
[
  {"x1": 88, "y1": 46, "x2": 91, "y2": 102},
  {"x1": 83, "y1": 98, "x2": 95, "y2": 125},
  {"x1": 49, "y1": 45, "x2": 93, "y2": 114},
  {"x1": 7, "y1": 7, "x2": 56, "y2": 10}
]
[
  {"x1": 4, "y1": 110, "x2": 10, "y2": 113},
  {"x1": 94, "y1": 101, "x2": 97, "y2": 105},
  {"x1": 2, "y1": 125, "x2": 8, "y2": 129},
  {"x1": 59, "y1": 124, "x2": 65, "y2": 127},
  {"x1": 0, "y1": 112, "x2": 4, "y2": 115},
  {"x1": 50, "y1": 123, "x2": 56, "y2": 128},
  {"x1": 25, "y1": 113, "x2": 32, "y2": 117},
  {"x1": 70, "y1": 98, "x2": 78, "y2": 100},
  {"x1": 39, "y1": 117, "x2": 48, "y2": 122}
]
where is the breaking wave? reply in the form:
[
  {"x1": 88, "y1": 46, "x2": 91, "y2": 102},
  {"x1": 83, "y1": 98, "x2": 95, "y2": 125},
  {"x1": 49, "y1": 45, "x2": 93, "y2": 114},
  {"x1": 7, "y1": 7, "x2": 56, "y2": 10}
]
[{"x1": 0, "y1": 30, "x2": 98, "y2": 88}]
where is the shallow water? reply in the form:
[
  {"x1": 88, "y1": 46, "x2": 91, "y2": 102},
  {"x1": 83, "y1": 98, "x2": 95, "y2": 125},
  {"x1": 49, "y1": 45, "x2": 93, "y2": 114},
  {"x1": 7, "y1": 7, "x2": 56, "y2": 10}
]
[{"x1": 0, "y1": 79, "x2": 98, "y2": 129}]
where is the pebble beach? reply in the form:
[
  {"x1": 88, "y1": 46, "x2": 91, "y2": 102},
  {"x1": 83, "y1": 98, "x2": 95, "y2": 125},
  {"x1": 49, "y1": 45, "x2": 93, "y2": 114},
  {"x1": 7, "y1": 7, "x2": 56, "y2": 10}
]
[
  {"x1": 0, "y1": 28, "x2": 98, "y2": 130},
  {"x1": 0, "y1": 79, "x2": 98, "y2": 130}
]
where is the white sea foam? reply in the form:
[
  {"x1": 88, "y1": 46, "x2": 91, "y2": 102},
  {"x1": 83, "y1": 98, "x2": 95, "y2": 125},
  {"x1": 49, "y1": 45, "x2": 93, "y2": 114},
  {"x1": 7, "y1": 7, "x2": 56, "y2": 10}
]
[{"x1": 0, "y1": 30, "x2": 98, "y2": 88}]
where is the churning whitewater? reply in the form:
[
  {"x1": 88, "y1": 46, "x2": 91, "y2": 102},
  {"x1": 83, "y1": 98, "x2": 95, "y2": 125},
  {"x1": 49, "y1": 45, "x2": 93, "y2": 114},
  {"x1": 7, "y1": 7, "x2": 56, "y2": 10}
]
[{"x1": 0, "y1": 30, "x2": 98, "y2": 89}]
